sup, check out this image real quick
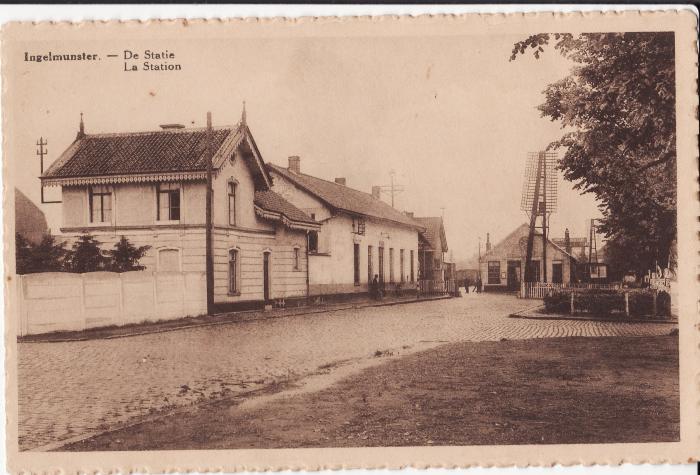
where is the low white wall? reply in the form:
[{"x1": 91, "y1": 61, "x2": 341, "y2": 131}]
[{"x1": 17, "y1": 271, "x2": 207, "y2": 336}]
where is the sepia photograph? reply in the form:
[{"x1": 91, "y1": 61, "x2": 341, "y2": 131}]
[{"x1": 2, "y1": 11, "x2": 697, "y2": 472}]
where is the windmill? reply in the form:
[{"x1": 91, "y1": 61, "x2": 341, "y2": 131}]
[{"x1": 520, "y1": 151, "x2": 558, "y2": 282}]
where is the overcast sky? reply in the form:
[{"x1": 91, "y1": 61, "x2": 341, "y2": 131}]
[{"x1": 9, "y1": 33, "x2": 601, "y2": 264}]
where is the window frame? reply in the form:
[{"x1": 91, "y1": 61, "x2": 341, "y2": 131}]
[
  {"x1": 228, "y1": 248, "x2": 241, "y2": 295},
  {"x1": 353, "y1": 243, "x2": 361, "y2": 286},
  {"x1": 367, "y1": 245, "x2": 373, "y2": 283},
  {"x1": 156, "y1": 247, "x2": 182, "y2": 272},
  {"x1": 400, "y1": 249, "x2": 405, "y2": 283},
  {"x1": 389, "y1": 248, "x2": 395, "y2": 283},
  {"x1": 293, "y1": 246, "x2": 301, "y2": 271},
  {"x1": 308, "y1": 231, "x2": 319, "y2": 253},
  {"x1": 87, "y1": 185, "x2": 113, "y2": 224},
  {"x1": 410, "y1": 250, "x2": 415, "y2": 282},
  {"x1": 228, "y1": 180, "x2": 237, "y2": 226},
  {"x1": 156, "y1": 182, "x2": 181, "y2": 223}
]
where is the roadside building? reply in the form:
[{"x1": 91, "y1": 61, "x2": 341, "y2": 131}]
[
  {"x1": 480, "y1": 223, "x2": 578, "y2": 292},
  {"x1": 413, "y1": 216, "x2": 449, "y2": 282},
  {"x1": 14, "y1": 188, "x2": 49, "y2": 244},
  {"x1": 41, "y1": 112, "x2": 320, "y2": 310},
  {"x1": 268, "y1": 158, "x2": 425, "y2": 301}
]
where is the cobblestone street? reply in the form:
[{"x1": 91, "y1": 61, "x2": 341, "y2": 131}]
[{"x1": 18, "y1": 293, "x2": 676, "y2": 450}]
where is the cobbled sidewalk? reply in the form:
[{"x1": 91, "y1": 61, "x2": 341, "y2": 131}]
[{"x1": 17, "y1": 293, "x2": 675, "y2": 450}]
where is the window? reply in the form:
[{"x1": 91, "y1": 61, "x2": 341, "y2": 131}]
[
  {"x1": 156, "y1": 183, "x2": 180, "y2": 221},
  {"x1": 308, "y1": 231, "x2": 319, "y2": 253},
  {"x1": 410, "y1": 250, "x2": 415, "y2": 282},
  {"x1": 293, "y1": 247, "x2": 300, "y2": 271},
  {"x1": 367, "y1": 246, "x2": 373, "y2": 283},
  {"x1": 158, "y1": 248, "x2": 180, "y2": 272},
  {"x1": 378, "y1": 246, "x2": 384, "y2": 283},
  {"x1": 88, "y1": 185, "x2": 112, "y2": 223},
  {"x1": 228, "y1": 249, "x2": 239, "y2": 294},
  {"x1": 433, "y1": 258, "x2": 442, "y2": 270},
  {"x1": 389, "y1": 248, "x2": 395, "y2": 283},
  {"x1": 399, "y1": 249, "x2": 405, "y2": 282},
  {"x1": 488, "y1": 261, "x2": 500, "y2": 285},
  {"x1": 352, "y1": 217, "x2": 366, "y2": 235},
  {"x1": 228, "y1": 182, "x2": 237, "y2": 226},
  {"x1": 353, "y1": 243, "x2": 360, "y2": 285}
]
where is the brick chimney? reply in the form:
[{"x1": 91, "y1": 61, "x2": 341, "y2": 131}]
[
  {"x1": 486, "y1": 233, "x2": 491, "y2": 252},
  {"x1": 334, "y1": 177, "x2": 346, "y2": 186},
  {"x1": 405, "y1": 211, "x2": 414, "y2": 218},
  {"x1": 564, "y1": 228, "x2": 572, "y2": 254},
  {"x1": 288, "y1": 156, "x2": 300, "y2": 174},
  {"x1": 371, "y1": 186, "x2": 381, "y2": 199}
]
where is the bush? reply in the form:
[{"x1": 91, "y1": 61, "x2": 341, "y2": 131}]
[{"x1": 543, "y1": 292, "x2": 570, "y2": 313}]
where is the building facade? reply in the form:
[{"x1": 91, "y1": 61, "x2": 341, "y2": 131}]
[
  {"x1": 413, "y1": 216, "x2": 449, "y2": 282},
  {"x1": 42, "y1": 113, "x2": 320, "y2": 310},
  {"x1": 268, "y1": 158, "x2": 424, "y2": 300},
  {"x1": 480, "y1": 223, "x2": 577, "y2": 292}
]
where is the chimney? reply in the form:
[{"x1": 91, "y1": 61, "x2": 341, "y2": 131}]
[
  {"x1": 334, "y1": 177, "x2": 346, "y2": 186},
  {"x1": 564, "y1": 228, "x2": 572, "y2": 254},
  {"x1": 77, "y1": 112, "x2": 85, "y2": 139},
  {"x1": 405, "y1": 211, "x2": 414, "y2": 218},
  {"x1": 371, "y1": 186, "x2": 381, "y2": 199},
  {"x1": 159, "y1": 123, "x2": 185, "y2": 130},
  {"x1": 288, "y1": 156, "x2": 300, "y2": 174},
  {"x1": 486, "y1": 232, "x2": 492, "y2": 252}
]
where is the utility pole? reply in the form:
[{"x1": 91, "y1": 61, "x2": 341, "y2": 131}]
[
  {"x1": 378, "y1": 169, "x2": 405, "y2": 208},
  {"x1": 205, "y1": 112, "x2": 215, "y2": 314},
  {"x1": 542, "y1": 151, "x2": 548, "y2": 283},
  {"x1": 37, "y1": 137, "x2": 60, "y2": 204}
]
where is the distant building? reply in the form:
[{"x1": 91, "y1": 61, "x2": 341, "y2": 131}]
[
  {"x1": 14, "y1": 188, "x2": 48, "y2": 244},
  {"x1": 413, "y1": 216, "x2": 449, "y2": 282},
  {"x1": 480, "y1": 223, "x2": 578, "y2": 292},
  {"x1": 268, "y1": 158, "x2": 425, "y2": 300}
]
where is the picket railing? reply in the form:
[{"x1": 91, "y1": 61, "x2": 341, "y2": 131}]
[
  {"x1": 520, "y1": 281, "x2": 621, "y2": 299},
  {"x1": 418, "y1": 279, "x2": 456, "y2": 296}
]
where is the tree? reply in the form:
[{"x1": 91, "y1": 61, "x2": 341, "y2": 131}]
[
  {"x1": 511, "y1": 33, "x2": 676, "y2": 276},
  {"x1": 105, "y1": 236, "x2": 151, "y2": 272},
  {"x1": 66, "y1": 234, "x2": 106, "y2": 273},
  {"x1": 15, "y1": 233, "x2": 67, "y2": 274}
]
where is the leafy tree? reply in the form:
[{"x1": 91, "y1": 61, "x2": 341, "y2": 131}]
[
  {"x1": 105, "y1": 236, "x2": 151, "y2": 272},
  {"x1": 511, "y1": 33, "x2": 676, "y2": 276},
  {"x1": 66, "y1": 234, "x2": 106, "y2": 273},
  {"x1": 15, "y1": 233, "x2": 67, "y2": 274}
]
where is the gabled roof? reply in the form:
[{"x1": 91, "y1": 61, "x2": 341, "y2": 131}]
[
  {"x1": 267, "y1": 163, "x2": 425, "y2": 230},
  {"x1": 254, "y1": 190, "x2": 319, "y2": 230},
  {"x1": 486, "y1": 223, "x2": 578, "y2": 262},
  {"x1": 414, "y1": 216, "x2": 448, "y2": 252},
  {"x1": 42, "y1": 121, "x2": 272, "y2": 188}
]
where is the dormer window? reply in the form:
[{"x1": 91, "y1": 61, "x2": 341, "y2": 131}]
[
  {"x1": 156, "y1": 183, "x2": 180, "y2": 221},
  {"x1": 88, "y1": 185, "x2": 112, "y2": 223}
]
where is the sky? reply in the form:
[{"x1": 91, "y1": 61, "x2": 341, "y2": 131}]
[{"x1": 7, "y1": 33, "x2": 602, "y2": 265}]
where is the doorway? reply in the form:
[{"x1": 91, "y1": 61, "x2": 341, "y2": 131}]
[
  {"x1": 552, "y1": 261, "x2": 563, "y2": 284},
  {"x1": 506, "y1": 260, "x2": 521, "y2": 291},
  {"x1": 263, "y1": 252, "x2": 271, "y2": 301}
]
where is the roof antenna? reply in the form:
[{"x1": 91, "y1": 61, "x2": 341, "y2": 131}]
[
  {"x1": 77, "y1": 112, "x2": 85, "y2": 139},
  {"x1": 241, "y1": 101, "x2": 247, "y2": 126}
]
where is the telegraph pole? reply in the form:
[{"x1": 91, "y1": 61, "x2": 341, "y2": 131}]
[
  {"x1": 378, "y1": 169, "x2": 405, "y2": 208},
  {"x1": 37, "y1": 137, "x2": 60, "y2": 204},
  {"x1": 205, "y1": 112, "x2": 215, "y2": 314}
]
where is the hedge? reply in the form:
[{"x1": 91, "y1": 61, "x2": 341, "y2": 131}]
[{"x1": 543, "y1": 289, "x2": 671, "y2": 318}]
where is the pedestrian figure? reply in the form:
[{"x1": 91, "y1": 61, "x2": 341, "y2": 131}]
[
  {"x1": 371, "y1": 274, "x2": 383, "y2": 300},
  {"x1": 464, "y1": 278, "x2": 470, "y2": 294},
  {"x1": 476, "y1": 276, "x2": 483, "y2": 293}
]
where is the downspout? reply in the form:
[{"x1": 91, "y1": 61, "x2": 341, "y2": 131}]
[{"x1": 205, "y1": 112, "x2": 215, "y2": 315}]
